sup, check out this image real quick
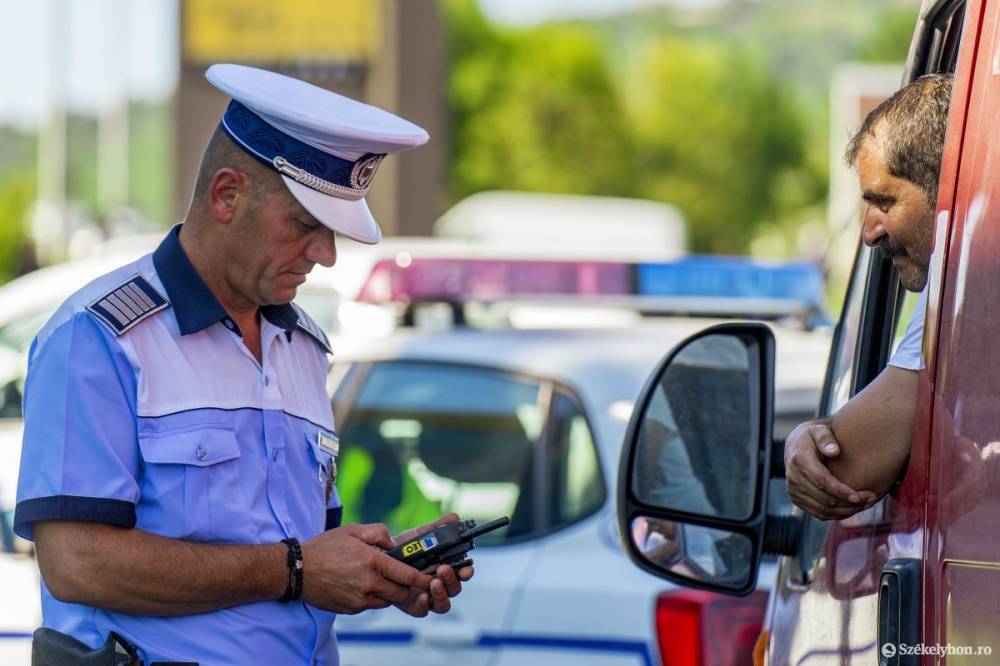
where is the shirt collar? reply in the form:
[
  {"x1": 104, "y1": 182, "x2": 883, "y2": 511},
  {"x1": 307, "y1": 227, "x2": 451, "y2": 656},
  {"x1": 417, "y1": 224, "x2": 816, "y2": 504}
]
[{"x1": 152, "y1": 225, "x2": 299, "y2": 337}]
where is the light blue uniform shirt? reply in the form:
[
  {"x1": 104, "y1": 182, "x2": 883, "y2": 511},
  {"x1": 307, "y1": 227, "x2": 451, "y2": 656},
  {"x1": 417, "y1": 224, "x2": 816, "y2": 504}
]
[
  {"x1": 15, "y1": 226, "x2": 343, "y2": 665},
  {"x1": 887, "y1": 286, "x2": 927, "y2": 371}
]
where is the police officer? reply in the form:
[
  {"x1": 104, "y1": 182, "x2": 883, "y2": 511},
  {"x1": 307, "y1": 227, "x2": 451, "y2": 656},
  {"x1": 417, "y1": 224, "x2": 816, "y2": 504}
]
[{"x1": 14, "y1": 64, "x2": 470, "y2": 665}]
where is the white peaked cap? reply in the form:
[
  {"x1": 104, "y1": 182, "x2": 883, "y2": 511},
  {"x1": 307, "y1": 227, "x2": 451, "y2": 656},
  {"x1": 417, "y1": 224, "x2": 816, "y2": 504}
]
[{"x1": 206, "y1": 63, "x2": 429, "y2": 244}]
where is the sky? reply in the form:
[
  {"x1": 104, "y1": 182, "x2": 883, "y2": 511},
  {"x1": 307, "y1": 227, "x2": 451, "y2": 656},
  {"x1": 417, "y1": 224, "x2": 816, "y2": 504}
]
[
  {"x1": 0, "y1": 0, "x2": 721, "y2": 131},
  {"x1": 0, "y1": 0, "x2": 178, "y2": 131}
]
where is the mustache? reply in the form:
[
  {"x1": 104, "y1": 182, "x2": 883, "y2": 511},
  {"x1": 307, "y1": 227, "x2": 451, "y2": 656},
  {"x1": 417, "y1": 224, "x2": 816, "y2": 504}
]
[{"x1": 877, "y1": 236, "x2": 907, "y2": 260}]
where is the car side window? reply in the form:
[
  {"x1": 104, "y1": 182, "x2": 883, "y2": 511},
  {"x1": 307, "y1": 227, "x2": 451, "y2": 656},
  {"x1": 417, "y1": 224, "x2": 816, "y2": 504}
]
[
  {"x1": 335, "y1": 361, "x2": 544, "y2": 544},
  {"x1": 545, "y1": 390, "x2": 605, "y2": 529},
  {"x1": 824, "y1": 244, "x2": 871, "y2": 416},
  {"x1": 791, "y1": 245, "x2": 873, "y2": 580}
]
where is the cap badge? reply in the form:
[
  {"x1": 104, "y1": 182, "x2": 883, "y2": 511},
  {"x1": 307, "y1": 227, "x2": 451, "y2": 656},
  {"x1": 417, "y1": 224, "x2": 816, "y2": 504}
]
[{"x1": 350, "y1": 154, "x2": 384, "y2": 190}]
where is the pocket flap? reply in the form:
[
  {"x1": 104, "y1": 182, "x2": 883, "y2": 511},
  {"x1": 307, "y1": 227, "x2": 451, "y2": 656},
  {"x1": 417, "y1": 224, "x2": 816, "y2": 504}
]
[{"x1": 139, "y1": 426, "x2": 241, "y2": 467}]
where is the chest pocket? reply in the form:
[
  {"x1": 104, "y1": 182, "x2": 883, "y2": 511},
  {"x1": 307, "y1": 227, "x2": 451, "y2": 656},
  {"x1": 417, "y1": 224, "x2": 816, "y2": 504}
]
[{"x1": 138, "y1": 426, "x2": 255, "y2": 543}]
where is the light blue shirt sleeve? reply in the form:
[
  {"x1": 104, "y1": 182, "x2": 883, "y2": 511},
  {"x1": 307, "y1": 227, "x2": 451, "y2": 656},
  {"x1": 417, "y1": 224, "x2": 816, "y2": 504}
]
[
  {"x1": 14, "y1": 312, "x2": 140, "y2": 540},
  {"x1": 887, "y1": 287, "x2": 927, "y2": 371}
]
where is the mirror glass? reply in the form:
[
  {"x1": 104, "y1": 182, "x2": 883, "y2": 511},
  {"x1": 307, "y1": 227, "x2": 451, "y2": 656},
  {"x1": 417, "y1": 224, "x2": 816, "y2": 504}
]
[
  {"x1": 630, "y1": 515, "x2": 753, "y2": 590},
  {"x1": 630, "y1": 333, "x2": 757, "y2": 520}
]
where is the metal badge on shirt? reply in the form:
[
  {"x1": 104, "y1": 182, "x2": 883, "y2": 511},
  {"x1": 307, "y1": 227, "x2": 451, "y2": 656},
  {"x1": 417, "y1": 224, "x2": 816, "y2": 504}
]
[{"x1": 318, "y1": 432, "x2": 339, "y2": 504}]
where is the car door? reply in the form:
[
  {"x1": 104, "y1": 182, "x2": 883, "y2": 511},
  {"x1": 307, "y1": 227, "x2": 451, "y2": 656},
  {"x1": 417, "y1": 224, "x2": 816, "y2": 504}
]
[
  {"x1": 495, "y1": 387, "x2": 663, "y2": 666},
  {"x1": 331, "y1": 360, "x2": 545, "y2": 666},
  {"x1": 764, "y1": 2, "x2": 971, "y2": 663},
  {"x1": 921, "y1": 0, "x2": 1000, "y2": 656}
]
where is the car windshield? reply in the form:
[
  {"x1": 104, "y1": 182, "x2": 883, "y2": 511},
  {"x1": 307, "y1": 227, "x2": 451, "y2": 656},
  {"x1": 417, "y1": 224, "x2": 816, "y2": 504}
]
[
  {"x1": 336, "y1": 361, "x2": 545, "y2": 544},
  {"x1": 0, "y1": 309, "x2": 52, "y2": 354}
]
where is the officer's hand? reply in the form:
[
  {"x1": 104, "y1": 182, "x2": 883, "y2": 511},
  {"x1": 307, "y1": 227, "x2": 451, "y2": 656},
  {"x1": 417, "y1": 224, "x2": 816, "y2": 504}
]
[
  {"x1": 785, "y1": 422, "x2": 878, "y2": 520},
  {"x1": 300, "y1": 523, "x2": 432, "y2": 614},
  {"x1": 393, "y1": 514, "x2": 475, "y2": 618}
]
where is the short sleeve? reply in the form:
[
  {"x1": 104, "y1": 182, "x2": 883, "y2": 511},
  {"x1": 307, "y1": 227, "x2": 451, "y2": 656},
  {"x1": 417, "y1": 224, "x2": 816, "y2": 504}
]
[
  {"x1": 887, "y1": 287, "x2": 927, "y2": 371},
  {"x1": 14, "y1": 313, "x2": 140, "y2": 540}
]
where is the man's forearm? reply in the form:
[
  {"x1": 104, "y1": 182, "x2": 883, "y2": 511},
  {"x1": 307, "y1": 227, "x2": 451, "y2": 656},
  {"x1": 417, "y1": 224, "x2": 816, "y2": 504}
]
[
  {"x1": 826, "y1": 366, "x2": 918, "y2": 496},
  {"x1": 35, "y1": 521, "x2": 287, "y2": 616}
]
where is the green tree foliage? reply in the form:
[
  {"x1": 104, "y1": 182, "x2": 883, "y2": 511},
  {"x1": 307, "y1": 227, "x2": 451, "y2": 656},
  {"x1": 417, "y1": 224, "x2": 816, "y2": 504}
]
[
  {"x1": 856, "y1": 4, "x2": 922, "y2": 64},
  {"x1": 447, "y1": 0, "x2": 929, "y2": 257},
  {"x1": 444, "y1": 0, "x2": 821, "y2": 254},
  {"x1": 627, "y1": 40, "x2": 809, "y2": 253},
  {"x1": 0, "y1": 172, "x2": 36, "y2": 282},
  {"x1": 446, "y1": 0, "x2": 635, "y2": 200}
]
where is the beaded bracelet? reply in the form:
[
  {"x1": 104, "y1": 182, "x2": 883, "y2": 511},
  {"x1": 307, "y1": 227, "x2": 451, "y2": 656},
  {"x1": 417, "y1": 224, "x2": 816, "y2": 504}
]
[{"x1": 279, "y1": 538, "x2": 303, "y2": 602}]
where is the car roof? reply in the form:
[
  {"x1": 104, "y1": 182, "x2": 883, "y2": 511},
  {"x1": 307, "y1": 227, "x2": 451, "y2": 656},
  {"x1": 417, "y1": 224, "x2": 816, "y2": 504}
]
[
  {"x1": 332, "y1": 319, "x2": 830, "y2": 428},
  {"x1": 0, "y1": 236, "x2": 162, "y2": 326}
]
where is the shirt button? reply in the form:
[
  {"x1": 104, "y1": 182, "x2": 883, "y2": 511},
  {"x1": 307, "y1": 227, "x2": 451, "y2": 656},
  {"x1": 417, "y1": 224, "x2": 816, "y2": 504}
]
[
  {"x1": 196, "y1": 445, "x2": 207, "y2": 461},
  {"x1": 264, "y1": 375, "x2": 270, "y2": 386},
  {"x1": 272, "y1": 448, "x2": 279, "y2": 462}
]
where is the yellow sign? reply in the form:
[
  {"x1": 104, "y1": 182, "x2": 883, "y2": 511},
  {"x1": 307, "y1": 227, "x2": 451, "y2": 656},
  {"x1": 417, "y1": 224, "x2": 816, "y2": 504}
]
[
  {"x1": 183, "y1": 0, "x2": 379, "y2": 63},
  {"x1": 402, "y1": 541, "x2": 424, "y2": 558}
]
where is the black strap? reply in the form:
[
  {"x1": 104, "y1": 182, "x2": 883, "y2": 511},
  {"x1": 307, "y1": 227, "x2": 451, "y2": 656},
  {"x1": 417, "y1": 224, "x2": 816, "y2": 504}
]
[{"x1": 279, "y1": 538, "x2": 303, "y2": 602}]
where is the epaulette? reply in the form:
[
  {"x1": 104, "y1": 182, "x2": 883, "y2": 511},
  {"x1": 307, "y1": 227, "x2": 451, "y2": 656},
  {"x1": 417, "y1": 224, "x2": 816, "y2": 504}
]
[
  {"x1": 292, "y1": 303, "x2": 332, "y2": 354},
  {"x1": 86, "y1": 275, "x2": 169, "y2": 336}
]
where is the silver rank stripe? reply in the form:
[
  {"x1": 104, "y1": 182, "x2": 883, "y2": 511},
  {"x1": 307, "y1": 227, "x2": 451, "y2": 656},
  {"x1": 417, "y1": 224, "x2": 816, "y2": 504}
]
[{"x1": 87, "y1": 275, "x2": 169, "y2": 336}]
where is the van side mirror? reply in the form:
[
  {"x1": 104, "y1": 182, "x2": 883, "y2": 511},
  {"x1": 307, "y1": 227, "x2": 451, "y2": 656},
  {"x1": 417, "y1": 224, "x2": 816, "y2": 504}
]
[{"x1": 617, "y1": 323, "x2": 777, "y2": 596}]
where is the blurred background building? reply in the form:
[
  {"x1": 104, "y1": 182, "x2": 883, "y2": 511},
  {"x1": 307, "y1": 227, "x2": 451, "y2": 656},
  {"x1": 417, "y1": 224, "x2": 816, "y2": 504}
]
[
  {"x1": 0, "y1": 0, "x2": 921, "y2": 308},
  {"x1": 176, "y1": 0, "x2": 445, "y2": 237}
]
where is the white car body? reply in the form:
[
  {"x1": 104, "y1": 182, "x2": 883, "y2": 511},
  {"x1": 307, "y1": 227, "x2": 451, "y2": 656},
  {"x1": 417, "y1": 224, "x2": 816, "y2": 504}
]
[
  {"x1": 330, "y1": 322, "x2": 829, "y2": 666},
  {"x1": 0, "y1": 237, "x2": 830, "y2": 665}
]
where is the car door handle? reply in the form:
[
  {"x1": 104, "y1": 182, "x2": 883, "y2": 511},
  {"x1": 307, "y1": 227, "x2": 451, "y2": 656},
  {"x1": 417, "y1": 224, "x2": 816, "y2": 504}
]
[
  {"x1": 878, "y1": 558, "x2": 921, "y2": 666},
  {"x1": 415, "y1": 621, "x2": 481, "y2": 647}
]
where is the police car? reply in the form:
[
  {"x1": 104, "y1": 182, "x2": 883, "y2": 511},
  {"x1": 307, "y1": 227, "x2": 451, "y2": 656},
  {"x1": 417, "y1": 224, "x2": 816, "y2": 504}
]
[
  {"x1": 328, "y1": 256, "x2": 831, "y2": 666},
  {"x1": 0, "y1": 247, "x2": 829, "y2": 665}
]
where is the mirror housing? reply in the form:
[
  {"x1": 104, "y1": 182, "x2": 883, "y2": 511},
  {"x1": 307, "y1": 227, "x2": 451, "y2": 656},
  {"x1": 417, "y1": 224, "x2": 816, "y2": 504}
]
[{"x1": 617, "y1": 323, "x2": 776, "y2": 596}]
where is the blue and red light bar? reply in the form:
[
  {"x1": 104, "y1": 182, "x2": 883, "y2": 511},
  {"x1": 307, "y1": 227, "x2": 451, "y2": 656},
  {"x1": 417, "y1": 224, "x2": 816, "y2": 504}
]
[
  {"x1": 356, "y1": 255, "x2": 824, "y2": 319},
  {"x1": 358, "y1": 258, "x2": 632, "y2": 302}
]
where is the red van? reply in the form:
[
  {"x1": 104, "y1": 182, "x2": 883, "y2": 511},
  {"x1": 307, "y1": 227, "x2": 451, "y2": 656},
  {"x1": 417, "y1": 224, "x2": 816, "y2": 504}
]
[{"x1": 617, "y1": 1, "x2": 1000, "y2": 664}]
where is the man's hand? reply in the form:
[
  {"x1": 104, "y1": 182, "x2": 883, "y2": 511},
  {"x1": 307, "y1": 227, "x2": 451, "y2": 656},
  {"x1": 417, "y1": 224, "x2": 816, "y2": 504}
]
[
  {"x1": 393, "y1": 513, "x2": 475, "y2": 617},
  {"x1": 300, "y1": 523, "x2": 433, "y2": 614},
  {"x1": 785, "y1": 421, "x2": 878, "y2": 520}
]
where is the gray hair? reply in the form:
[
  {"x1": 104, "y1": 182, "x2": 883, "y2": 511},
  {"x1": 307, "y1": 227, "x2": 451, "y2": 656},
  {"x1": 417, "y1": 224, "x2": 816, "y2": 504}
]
[
  {"x1": 845, "y1": 73, "x2": 953, "y2": 206},
  {"x1": 190, "y1": 126, "x2": 285, "y2": 206}
]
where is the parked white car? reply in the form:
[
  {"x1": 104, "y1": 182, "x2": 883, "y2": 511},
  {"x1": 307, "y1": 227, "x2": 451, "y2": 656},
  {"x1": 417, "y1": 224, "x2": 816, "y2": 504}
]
[
  {"x1": 0, "y1": 245, "x2": 830, "y2": 666},
  {"x1": 330, "y1": 319, "x2": 828, "y2": 666}
]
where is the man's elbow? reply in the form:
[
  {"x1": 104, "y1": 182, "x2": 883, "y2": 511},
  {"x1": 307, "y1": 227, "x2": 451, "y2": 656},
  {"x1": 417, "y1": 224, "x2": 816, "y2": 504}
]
[
  {"x1": 827, "y1": 455, "x2": 907, "y2": 498},
  {"x1": 825, "y1": 421, "x2": 914, "y2": 496}
]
